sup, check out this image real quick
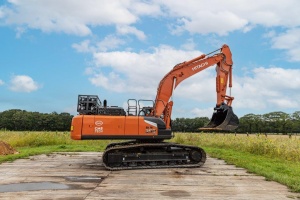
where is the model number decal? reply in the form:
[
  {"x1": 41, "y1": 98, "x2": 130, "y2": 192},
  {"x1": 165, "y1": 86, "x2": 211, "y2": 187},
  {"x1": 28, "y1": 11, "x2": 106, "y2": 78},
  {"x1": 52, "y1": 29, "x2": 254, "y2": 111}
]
[
  {"x1": 145, "y1": 126, "x2": 156, "y2": 134},
  {"x1": 95, "y1": 127, "x2": 103, "y2": 133}
]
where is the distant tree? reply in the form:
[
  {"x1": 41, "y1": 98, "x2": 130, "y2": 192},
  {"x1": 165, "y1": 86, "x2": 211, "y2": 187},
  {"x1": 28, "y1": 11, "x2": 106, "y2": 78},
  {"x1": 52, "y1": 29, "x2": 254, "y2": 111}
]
[
  {"x1": 0, "y1": 109, "x2": 73, "y2": 131},
  {"x1": 171, "y1": 117, "x2": 209, "y2": 132},
  {"x1": 291, "y1": 111, "x2": 300, "y2": 133},
  {"x1": 0, "y1": 109, "x2": 22, "y2": 130},
  {"x1": 263, "y1": 111, "x2": 291, "y2": 134},
  {"x1": 237, "y1": 114, "x2": 262, "y2": 133}
]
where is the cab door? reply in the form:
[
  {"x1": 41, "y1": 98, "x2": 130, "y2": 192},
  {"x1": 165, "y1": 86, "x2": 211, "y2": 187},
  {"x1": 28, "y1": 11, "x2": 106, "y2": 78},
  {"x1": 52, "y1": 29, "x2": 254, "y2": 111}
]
[{"x1": 124, "y1": 116, "x2": 139, "y2": 136}]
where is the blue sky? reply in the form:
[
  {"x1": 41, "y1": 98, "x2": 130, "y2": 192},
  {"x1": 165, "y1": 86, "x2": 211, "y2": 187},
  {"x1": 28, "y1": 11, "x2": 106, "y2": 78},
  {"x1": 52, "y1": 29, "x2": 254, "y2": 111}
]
[{"x1": 0, "y1": 0, "x2": 300, "y2": 118}]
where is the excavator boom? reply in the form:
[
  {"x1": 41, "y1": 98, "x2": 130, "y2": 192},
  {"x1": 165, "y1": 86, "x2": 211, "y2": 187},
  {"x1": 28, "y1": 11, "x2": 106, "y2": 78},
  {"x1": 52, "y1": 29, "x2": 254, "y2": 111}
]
[{"x1": 153, "y1": 44, "x2": 239, "y2": 130}]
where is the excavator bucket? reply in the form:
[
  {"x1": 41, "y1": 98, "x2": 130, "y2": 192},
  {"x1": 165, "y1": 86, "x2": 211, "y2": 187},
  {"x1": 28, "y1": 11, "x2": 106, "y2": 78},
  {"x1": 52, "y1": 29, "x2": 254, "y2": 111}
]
[{"x1": 199, "y1": 104, "x2": 239, "y2": 131}]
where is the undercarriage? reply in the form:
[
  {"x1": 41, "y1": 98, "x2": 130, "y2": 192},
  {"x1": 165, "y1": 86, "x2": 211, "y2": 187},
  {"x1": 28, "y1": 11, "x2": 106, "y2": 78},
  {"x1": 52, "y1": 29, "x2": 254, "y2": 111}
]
[{"x1": 102, "y1": 141, "x2": 206, "y2": 170}]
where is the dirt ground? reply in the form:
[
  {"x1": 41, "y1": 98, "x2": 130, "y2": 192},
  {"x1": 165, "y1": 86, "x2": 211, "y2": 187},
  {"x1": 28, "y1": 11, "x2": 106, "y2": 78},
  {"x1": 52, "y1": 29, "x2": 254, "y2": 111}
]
[
  {"x1": 0, "y1": 152, "x2": 299, "y2": 200},
  {"x1": 0, "y1": 141, "x2": 18, "y2": 155}
]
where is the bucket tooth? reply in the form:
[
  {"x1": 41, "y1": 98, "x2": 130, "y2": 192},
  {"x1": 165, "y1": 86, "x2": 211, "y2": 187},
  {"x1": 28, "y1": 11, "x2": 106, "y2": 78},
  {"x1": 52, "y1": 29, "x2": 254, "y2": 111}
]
[{"x1": 199, "y1": 104, "x2": 239, "y2": 131}]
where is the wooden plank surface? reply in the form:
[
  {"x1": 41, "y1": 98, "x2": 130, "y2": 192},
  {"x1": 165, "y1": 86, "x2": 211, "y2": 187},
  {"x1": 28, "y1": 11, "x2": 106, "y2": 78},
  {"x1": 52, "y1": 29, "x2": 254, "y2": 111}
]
[{"x1": 0, "y1": 152, "x2": 298, "y2": 200}]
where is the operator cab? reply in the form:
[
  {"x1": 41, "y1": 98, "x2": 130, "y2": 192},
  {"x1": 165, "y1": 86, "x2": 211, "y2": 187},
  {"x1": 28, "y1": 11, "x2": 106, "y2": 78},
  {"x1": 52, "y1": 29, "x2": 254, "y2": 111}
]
[{"x1": 127, "y1": 99, "x2": 155, "y2": 117}]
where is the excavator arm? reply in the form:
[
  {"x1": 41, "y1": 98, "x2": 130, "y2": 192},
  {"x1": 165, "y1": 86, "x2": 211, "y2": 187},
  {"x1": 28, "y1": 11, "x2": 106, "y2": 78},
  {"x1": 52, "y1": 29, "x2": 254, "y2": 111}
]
[{"x1": 153, "y1": 44, "x2": 239, "y2": 130}]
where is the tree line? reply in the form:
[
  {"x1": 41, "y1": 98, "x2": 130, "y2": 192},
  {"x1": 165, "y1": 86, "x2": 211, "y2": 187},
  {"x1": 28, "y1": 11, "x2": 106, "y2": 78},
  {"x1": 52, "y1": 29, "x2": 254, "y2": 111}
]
[
  {"x1": 171, "y1": 111, "x2": 300, "y2": 134},
  {"x1": 1, "y1": 109, "x2": 300, "y2": 133},
  {"x1": 0, "y1": 109, "x2": 73, "y2": 131},
  {"x1": 236, "y1": 111, "x2": 300, "y2": 134}
]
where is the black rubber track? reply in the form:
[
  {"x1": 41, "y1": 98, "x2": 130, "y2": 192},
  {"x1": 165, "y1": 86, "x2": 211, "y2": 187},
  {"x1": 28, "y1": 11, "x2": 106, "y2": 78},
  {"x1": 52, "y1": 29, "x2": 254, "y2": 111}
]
[{"x1": 102, "y1": 142, "x2": 206, "y2": 170}]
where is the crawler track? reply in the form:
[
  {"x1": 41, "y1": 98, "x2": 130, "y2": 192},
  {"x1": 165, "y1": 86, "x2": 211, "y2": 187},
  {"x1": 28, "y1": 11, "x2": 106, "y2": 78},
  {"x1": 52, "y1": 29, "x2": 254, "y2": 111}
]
[{"x1": 102, "y1": 141, "x2": 206, "y2": 170}]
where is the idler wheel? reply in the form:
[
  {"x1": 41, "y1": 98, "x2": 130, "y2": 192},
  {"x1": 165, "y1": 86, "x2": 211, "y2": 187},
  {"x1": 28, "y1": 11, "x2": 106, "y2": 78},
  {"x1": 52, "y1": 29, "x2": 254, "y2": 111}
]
[{"x1": 189, "y1": 150, "x2": 202, "y2": 162}]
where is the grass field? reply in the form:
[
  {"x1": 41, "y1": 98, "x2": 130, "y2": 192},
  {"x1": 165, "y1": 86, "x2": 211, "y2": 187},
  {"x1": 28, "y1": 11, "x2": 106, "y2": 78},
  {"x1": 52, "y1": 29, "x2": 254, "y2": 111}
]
[
  {"x1": 171, "y1": 133, "x2": 300, "y2": 192},
  {"x1": 0, "y1": 131, "x2": 300, "y2": 192},
  {"x1": 171, "y1": 133, "x2": 300, "y2": 162},
  {"x1": 0, "y1": 131, "x2": 110, "y2": 162}
]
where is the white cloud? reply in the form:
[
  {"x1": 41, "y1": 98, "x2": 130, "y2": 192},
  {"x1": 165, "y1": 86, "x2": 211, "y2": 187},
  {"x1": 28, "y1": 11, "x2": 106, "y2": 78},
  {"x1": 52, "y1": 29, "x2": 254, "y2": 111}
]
[
  {"x1": 270, "y1": 28, "x2": 300, "y2": 62},
  {"x1": 1, "y1": 0, "x2": 300, "y2": 38},
  {"x1": 9, "y1": 75, "x2": 41, "y2": 93},
  {"x1": 191, "y1": 107, "x2": 214, "y2": 118},
  {"x1": 84, "y1": 67, "x2": 95, "y2": 75},
  {"x1": 268, "y1": 99, "x2": 299, "y2": 109},
  {"x1": 0, "y1": 6, "x2": 5, "y2": 18},
  {"x1": 173, "y1": 11, "x2": 248, "y2": 36},
  {"x1": 173, "y1": 66, "x2": 300, "y2": 117},
  {"x1": 271, "y1": 29, "x2": 300, "y2": 49},
  {"x1": 130, "y1": 1, "x2": 161, "y2": 16},
  {"x1": 155, "y1": 1, "x2": 300, "y2": 61},
  {"x1": 72, "y1": 36, "x2": 126, "y2": 53},
  {"x1": 97, "y1": 35, "x2": 126, "y2": 51},
  {"x1": 2, "y1": 0, "x2": 300, "y2": 38},
  {"x1": 174, "y1": 67, "x2": 215, "y2": 102},
  {"x1": 181, "y1": 38, "x2": 196, "y2": 50},
  {"x1": 90, "y1": 45, "x2": 203, "y2": 97},
  {"x1": 159, "y1": 0, "x2": 300, "y2": 35},
  {"x1": 2, "y1": 1, "x2": 300, "y2": 116},
  {"x1": 2, "y1": 0, "x2": 300, "y2": 63},
  {"x1": 72, "y1": 40, "x2": 95, "y2": 53},
  {"x1": 0, "y1": 0, "x2": 160, "y2": 36},
  {"x1": 88, "y1": 45, "x2": 300, "y2": 115},
  {"x1": 89, "y1": 72, "x2": 126, "y2": 92},
  {"x1": 263, "y1": 30, "x2": 276, "y2": 38},
  {"x1": 234, "y1": 67, "x2": 300, "y2": 110},
  {"x1": 116, "y1": 25, "x2": 146, "y2": 40},
  {"x1": 0, "y1": 79, "x2": 4, "y2": 85}
]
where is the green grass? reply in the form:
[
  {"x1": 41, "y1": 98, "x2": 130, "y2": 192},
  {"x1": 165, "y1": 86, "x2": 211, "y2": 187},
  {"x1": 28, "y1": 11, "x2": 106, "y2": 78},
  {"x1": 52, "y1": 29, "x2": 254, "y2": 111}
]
[
  {"x1": 0, "y1": 131, "x2": 111, "y2": 148},
  {"x1": 171, "y1": 132, "x2": 300, "y2": 162},
  {"x1": 204, "y1": 147, "x2": 300, "y2": 192},
  {"x1": 0, "y1": 131, "x2": 110, "y2": 163},
  {"x1": 1, "y1": 131, "x2": 300, "y2": 192},
  {"x1": 171, "y1": 132, "x2": 300, "y2": 192},
  {"x1": 0, "y1": 145, "x2": 105, "y2": 163}
]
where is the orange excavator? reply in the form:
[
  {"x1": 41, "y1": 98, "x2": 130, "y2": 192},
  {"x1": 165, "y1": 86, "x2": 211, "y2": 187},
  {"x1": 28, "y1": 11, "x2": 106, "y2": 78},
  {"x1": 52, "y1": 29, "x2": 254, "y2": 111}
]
[{"x1": 71, "y1": 44, "x2": 239, "y2": 170}]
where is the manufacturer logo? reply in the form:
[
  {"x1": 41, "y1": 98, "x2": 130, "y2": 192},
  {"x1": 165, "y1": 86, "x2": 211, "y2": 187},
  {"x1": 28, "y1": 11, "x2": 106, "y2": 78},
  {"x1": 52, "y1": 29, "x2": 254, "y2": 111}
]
[
  {"x1": 95, "y1": 121, "x2": 103, "y2": 126},
  {"x1": 191, "y1": 62, "x2": 208, "y2": 71},
  {"x1": 95, "y1": 121, "x2": 104, "y2": 133}
]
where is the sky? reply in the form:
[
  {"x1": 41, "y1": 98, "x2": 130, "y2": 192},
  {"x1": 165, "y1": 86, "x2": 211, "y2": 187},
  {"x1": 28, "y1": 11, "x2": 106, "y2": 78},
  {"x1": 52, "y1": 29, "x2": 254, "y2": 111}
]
[{"x1": 0, "y1": 0, "x2": 300, "y2": 119}]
